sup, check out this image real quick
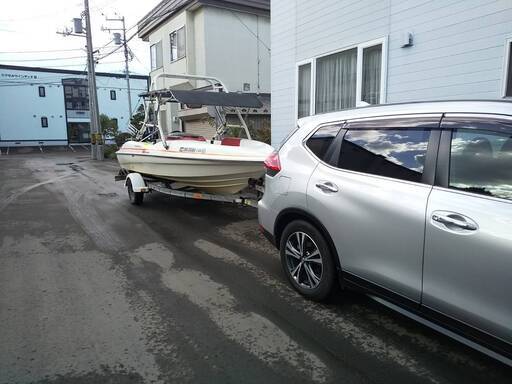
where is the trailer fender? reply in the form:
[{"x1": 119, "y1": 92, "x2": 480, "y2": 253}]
[{"x1": 125, "y1": 173, "x2": 148, "y2": 193}]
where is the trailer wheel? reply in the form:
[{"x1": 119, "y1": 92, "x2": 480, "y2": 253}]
[{"x1": 127, "y1": 179, "x2": 144, "y2": 205}]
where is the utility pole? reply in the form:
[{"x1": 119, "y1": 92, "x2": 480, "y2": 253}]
[
  {"x1": 103, "y1": 15, "x2": 133, "y2": 118},
  {"x1": 57, "y1": 0, "x2": 103, "y2": 160},
  {"x1": 84, "y1": 0, "x2": 103, "y2": 160}
]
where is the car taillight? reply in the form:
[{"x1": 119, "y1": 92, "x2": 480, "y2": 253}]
[{"x1": 264, "y1": 151, "x2": 281, "y2": 176}]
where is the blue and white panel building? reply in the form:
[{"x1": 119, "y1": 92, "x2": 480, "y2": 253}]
[{"x1": 0, "y1": 65, "x2": 149, "y2": 147}]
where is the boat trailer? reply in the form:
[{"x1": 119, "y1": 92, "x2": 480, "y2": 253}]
[{"x1": 115, "y1": 169, "x2": 264, "y2": 208}]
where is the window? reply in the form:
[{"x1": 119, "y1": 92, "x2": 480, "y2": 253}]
[
  {"x1": 297, "y1": 63, "x2": 311, "y2": 118},
  {"x1": 38, "y1": 86, "x2": 45, "y2": 97},
  {"x1": 150, "y1": 41, "x2": 163, "y2": 70},
  {"x1": 170, "y1": 27, "x2": 186, "y2": 62},
  {"x1": 338, "y1": 129, "x2": 431, "y2": 183},
  {"x1": 306, "y1": 124, "x2": 342, "y2": 161},
  {"x1": 298, "y1": 39, "x2": 385, "y2": 117},
  {"x1": 450, "y1": 129, "x2": 512, "y2": 200},
  {"x1": 362, "y1": 44, "x2": 382, "y2": 104},
  {"x1": 110, "y1": 90, "x2": 116, "y2": 100},
  {"x1": 505, "y1": 40, "x2": 512, "y2": 97},
  {"x1": 78, "y1": 86, "x2": 88, "y2": 98},
  {"x1": 316, "y1": 48, "x2": 357, "y2": 113},
  {"x1": 41, "y1": 117, "x2": 48, "y2": 128}
]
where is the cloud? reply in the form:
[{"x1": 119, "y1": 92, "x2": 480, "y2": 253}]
[{"x1": 347, "y1": 130, "x2": 429, "y2": 169}]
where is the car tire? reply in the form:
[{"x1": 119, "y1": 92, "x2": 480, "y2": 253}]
[
  {"x1": 127, "y1": 179, "x2": 144, "y2": 205},
  {"x1": 280, "y1": 220, "x2": 337, "y2": 301}
]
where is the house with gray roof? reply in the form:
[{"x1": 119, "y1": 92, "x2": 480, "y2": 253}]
[{"x1": 137, "y1": 0, "x2": 270, "y2": 138}]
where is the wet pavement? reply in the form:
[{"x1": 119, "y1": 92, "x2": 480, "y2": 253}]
[{"x1": 0, "y1": 150, "x2": 510, "y2": 383}]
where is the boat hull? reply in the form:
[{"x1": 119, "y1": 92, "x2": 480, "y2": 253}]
[{"x1": 117, "y1": 152, "x2": 265, "y2": 194}]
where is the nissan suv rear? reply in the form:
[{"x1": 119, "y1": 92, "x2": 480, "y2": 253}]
[{"x1": 258, "y1": 100, "x2": 512, "y2": 364}]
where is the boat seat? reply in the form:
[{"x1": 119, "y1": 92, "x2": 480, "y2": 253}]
[{"x1": 221, "y1": 137, "x2": 242, "y2": 146}]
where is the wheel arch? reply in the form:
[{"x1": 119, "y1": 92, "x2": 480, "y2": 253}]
[{"x1": 274, "y1": 208, "x2": 342, "y2": 274}]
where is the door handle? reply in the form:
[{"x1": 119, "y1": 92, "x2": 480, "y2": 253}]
[
  {"x1": 315, "y1": 181, "x2": 339, "y2": 193},
  {"x1": 432, "y1": 214, "x2": 477, "y2": 231}
]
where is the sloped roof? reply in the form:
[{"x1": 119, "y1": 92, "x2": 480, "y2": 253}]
[{"x1": 138, "y1": 0, "x2": 270, "y2": 40}]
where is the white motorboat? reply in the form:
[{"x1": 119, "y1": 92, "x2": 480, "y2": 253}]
[
  {"x1": 117, "y1": 135, "x2": 273, "y2": 194},
  {"x1": 117, "y1": 73, "x2": 274, "y2": 195}
]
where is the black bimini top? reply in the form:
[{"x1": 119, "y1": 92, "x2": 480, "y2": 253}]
[{"x1": 139, "y1": 89, "x2": 263, "y2": 108}]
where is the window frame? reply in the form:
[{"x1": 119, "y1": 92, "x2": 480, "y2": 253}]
[
  {"x1": 110, "y1": 90, "x2": 117, "y2": 100},
  {"x1": 150, "y1": 41, "x2": 163, "y2": 71},
  {"x1": 169, "y1": 26, "x2": 186, "y2": 62},
  {"x1": 304, "y1": 122, "x2": 345, "y2": 165},
  {"x1": 295, "y1": 37, "x2": 388, "y2": 119},
  {"x1": 295, "y1": 59, "x2": 315, "y2": 119},
  {"x1": 38, "y1": 86, "x2": 46, "y2": 97},
  {"x1": 436, "y1": 113, "x2": 512, "y2": 203},
  {"x1": 502, "y1": 37, "x2": 512, "y2": 98},
  {"x1": 303, "y1": 114, "x2": 442, "y2": 186},
  {"x1": 41, "y1": 116, "x2": 48, "y2": 128}
]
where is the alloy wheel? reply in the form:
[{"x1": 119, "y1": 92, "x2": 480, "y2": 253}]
[{"x1": 284, "y1": 231, "x2": 323, "y2": 289}]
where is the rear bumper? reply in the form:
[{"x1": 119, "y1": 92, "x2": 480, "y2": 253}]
[{"x1": 257, "y1": 191, "x2": 278, "y2": 248}]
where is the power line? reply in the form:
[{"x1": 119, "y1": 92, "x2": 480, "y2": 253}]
[
  {"x1": 96, "y1": 29, "x2": 137, "y2": 61},
  {"x1": 0, "y1": 49, "x2": 124, "y2": 63},
  {"x1": 0, "y1": 60, "x2": 126, "y2": 69},
  {"x1": 0, "y1": 0, "x2": 115, "y2": 23},
  {"x1": 0, "y1": 48, "x2": 84, "y2": 54},
  {"x1": 230, "y1": 11, "x2": 270, "y2": 53},
  {"x1": 0, "y1": 55, "x2": 88, "y2": 62}
]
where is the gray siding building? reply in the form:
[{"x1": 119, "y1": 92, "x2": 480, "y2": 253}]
[
  {"x1": 271, "y1": 0, "x2": 512, "y2": 146},
  {"x1": 138, "y1": 0, "x2": 271, "y2": 138}
]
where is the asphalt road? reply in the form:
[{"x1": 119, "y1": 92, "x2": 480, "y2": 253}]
[{"x1": 0, "y1": 150, "x2": 510, "y2": 384}]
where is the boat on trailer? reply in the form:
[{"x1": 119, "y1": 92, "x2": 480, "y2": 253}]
[{"x1": 116, "y1": 74, "x2": 274, "y2": 195}]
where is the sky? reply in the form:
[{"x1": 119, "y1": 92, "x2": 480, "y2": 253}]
[{"x1": 0, "y1": 0, "x2": 161, "y2": 75}]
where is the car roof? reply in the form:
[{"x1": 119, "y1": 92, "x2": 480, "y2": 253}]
[{"x1": 298, "y1": 100, "x2": 512, "y2": 127}]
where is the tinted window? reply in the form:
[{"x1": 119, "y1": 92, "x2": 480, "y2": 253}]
[
  {"x1": 38, "y1": 86, "x2": 45, "y2": 97},
  {"x1": 110, "y1": 90, "x2": 116, "y2": 100},
  {"x1": 450, "y1": 129, "x2": 512, "y2": 200},
  {"x1": 306, "y1": 124, "x2": 342, "y2": 161},
  {"x1": 41, "y1": 117, "x2": 48, "y2": 128},
  {"x1": 338, "y1": 129, "x2": 431, "y2": 182}
]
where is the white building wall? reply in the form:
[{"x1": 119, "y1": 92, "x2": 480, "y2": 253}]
[
  {"x1": 0, "y1": 66, "x2": 148, "y2": 146},
  {"x1": 145, "y1": 4, "x2": 270, "y2": 135},
  {"x1": 96, "y1": 75, "x2": 149, "y2": 130},
  {"x1": 203, "y1": 6, "x2": 271, "y2": 93},
  {"x1": 148, "y1": 10, "x2": 189, "y2": 90},
  {"x1": 0, "y1": 78, "x2": 67, "y2": 143},
  {"x1": 271, "y1": 0, "x2": 512, "y2": 146}
]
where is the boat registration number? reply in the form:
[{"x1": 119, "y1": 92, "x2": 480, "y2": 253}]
[{"x1": 179, "y1": 147, "x2": 206, "y2": 154}]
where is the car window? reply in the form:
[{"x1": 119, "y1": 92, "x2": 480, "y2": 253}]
[
  {"x1": 305, "y1": 124, "x2": 342, "y2": 161},
  {"x1": 337, "y1": 128, "x2": 431, "y2": 183},
  {"x1": 449, "y1": 129, "x2": 512, "y2": 200}
]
